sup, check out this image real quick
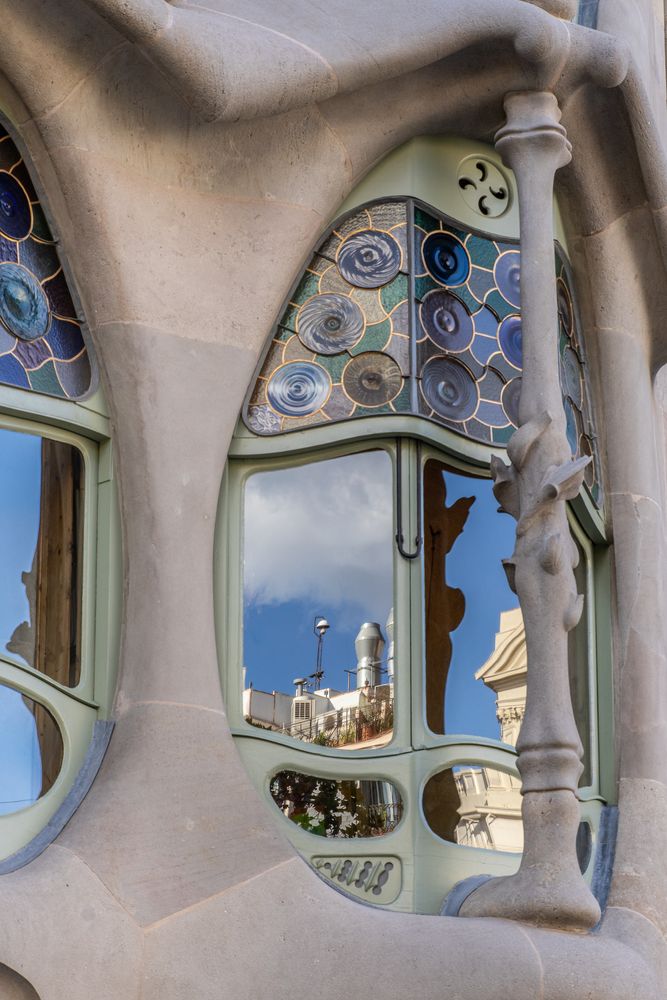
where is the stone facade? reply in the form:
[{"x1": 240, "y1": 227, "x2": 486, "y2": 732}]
[{"x1": 0, "y1": 0, "x2": 666, "y2": 996}]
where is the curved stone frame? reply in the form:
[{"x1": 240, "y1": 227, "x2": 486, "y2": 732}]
[{"x1": 0, "y1": 123, "x2": 121, "y2": 869}]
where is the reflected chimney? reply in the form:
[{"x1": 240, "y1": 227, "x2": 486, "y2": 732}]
[{"x1": 355, "y1": 622, "x2": 384, "y2": 688}]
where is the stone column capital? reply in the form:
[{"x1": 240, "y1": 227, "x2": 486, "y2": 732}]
[{"x1": 495, "y1": 91, "x2": 572, "y2": 173}]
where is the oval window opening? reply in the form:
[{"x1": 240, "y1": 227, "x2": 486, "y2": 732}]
[
  {"x1": 270, "y1": 770, "x2": 403, "y2": 838},
  {"x1": 423, "y1": 764, "x2": 523, "y2": 853},
  {"x1": 0, "y1": 684, "x2": 63, "y2": 814}
]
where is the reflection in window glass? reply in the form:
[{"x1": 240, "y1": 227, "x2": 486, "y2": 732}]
[
  {"x1": 0, "y1": 684, "x2": 63, "y2": 814},
  {"x1": 423, "y1": 459, "x2": 518, "y2": 739},
  {"x1": 570, "y1": 534, "x2": 591, "y2": 786},
  {"x1": 270, "y1": 770, "x2": 403, "y2": 837},
  {"x1": 423, "y1": 765, "x2": 523, "y2": 853},
  {"x1": 0, "y1": 431, "x2": 83, "y2": 687},
  {"x1": 243, "y1": 451, "x2": 394, "y2": 749}
]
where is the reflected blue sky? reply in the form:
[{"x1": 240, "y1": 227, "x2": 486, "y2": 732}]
[
  {"x1": 243, "y1": 451, "x2": 393, "y2": 695},
  {"x1": 0, "y1": 429, "x2": 41, "y2": 665},
  {"x1": 441, "y1": 468, "x2": 518, "y2": 739},
  {"x1": 0, "y1": 430, "x2": 43, "y2": 812},
  {"x1": 0, "y1": 686, "x2": 41, "y2": 814}
]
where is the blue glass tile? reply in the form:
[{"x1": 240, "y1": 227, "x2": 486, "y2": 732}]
[
  {"x1": 471, "y1": 335, "x2": 499, "y2": 366},
  {"x1": 0, "y1": 351, "x2": 29, "y2": 388},
  {"x1": 48, "y1": 318, "x2": 86, "y2": 361}
]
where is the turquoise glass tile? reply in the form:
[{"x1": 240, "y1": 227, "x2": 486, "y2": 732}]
[
  {"x1": 349, "y1": 318, "x2": 392, "y2": 355},
  {"x1": 484, "y1": 289, "x2": 515, "y2": 320},
  {"x1": 318, "y1": 353, "x2": 348, "y2": 380},
  {"x1": 27, "y1": 360, "x2": 63, "y2": 395},
  {"x1": 380, "y1": 274, "x2": 408, "y2": 312},
  {"x1": 290, "y1": 272, "x2": 321, "y2": 307},
  {"x1": 465, "y1": 234, "x2": 499, "y2": 269}
]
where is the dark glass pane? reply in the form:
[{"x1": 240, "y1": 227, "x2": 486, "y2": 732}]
[
  {"x1": 0, "y1": 430, "x2": 84, "y2": 687},
  {"x1": 423, "y1": 459, "x2": 519, "y2": 738},
  {"x1": 423, "y1": 765, "x2": 523, "y2": 853},
  {"x1": 0, "y1": 683, "x2": 63, "y2": 814},
  {"x1": 243, "y1": 451, "x2": 394, "y2": 749},
  {"x1": 270, "y1": 770, "x2": 402, "y2": 837}
]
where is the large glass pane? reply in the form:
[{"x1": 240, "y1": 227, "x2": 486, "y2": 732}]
[
  {"x1": 423, "y1": 459, "x2": 519, "y2": 739},
  {"x1": 270, "y1": 770, "x2": 403, "y2": 837},
  {"x1": 423, "y1": 764, "x2": 523, "y2": 853},
  {"x1": 0, "y1": 430, "x2": 83, "y2": 687},
  {"x1": 243, "y1": 450, "x2": 394, "y2": 749},
  {"x1": 0, "y1": 683, "x2": 63, "y2": 814}
]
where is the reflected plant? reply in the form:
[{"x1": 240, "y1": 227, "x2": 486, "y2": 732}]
[{"x1": 270, "y1": 770, "x2": 403, "y2": 838}]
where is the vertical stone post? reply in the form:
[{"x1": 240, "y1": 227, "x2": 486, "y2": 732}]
[{"x1": 460, "y1": 92, "x2": 600, "y2": 929}]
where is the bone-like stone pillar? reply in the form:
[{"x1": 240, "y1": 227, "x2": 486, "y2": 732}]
[{"x1": 460, "y1": 91, "x2": 600, "y2": 929}]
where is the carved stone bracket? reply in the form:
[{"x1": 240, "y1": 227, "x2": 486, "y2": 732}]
[{"x1": 459, "y1": 91, "x2": 600, "y2": 930}]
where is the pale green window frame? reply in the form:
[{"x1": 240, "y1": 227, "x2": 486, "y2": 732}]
[
  {"x1": 216, "y1": 134, "x2": 613, "y2": 912},
  {"x1": 0, "y1": 383, "x2": 121, "y2": 864}
]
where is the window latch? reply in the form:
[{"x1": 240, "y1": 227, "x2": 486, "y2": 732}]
[{"x1": 395, "y1": 440, "x2": 422, "y2": 559}]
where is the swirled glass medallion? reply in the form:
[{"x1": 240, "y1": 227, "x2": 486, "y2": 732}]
[
  {"x1": 297, "y1": 293, "x2": 364, "y2": 354},
  {"x1": 422, "y1": 231, "x2": 470, "y2": 286},
  {"x1": 267, "y1": 361, "x2": 331, "y2": 416},
  {"x1": 493, "y1": 250, "x2": 521, "y2": 308},
  {"x1": 337, "y1": 230, "x2": 402, "y2": 288},
  {"x1": 0, "y1": 264, "x2": 50, "y2": 341},
  {"x1": 498, "y1": 314, "x2": 522, "y2": 369},
  {"x1": 421, "y1": 356, "x2": 478, "y2": 422},
  {"x1": 245, "y1": 198, "x2": 602, "y2": 506},
  {"x1": 420, "y1": 290, "x2": 473, "y2": 352},
  {"x1": 0, "y1": 127, "x2": 91, "y2": 399},
  {"x1": 342, "y1": 353, "x2": 402, "y2": 407},
  {"x1": 0, "y1": 172, "x2": 32, "y2": 241}
]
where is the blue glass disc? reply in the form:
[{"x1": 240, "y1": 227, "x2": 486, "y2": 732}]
[
  {"x1": 0, "y1": 263, "x2": 50, "y2": 342},
  {"x1": 502, "y1": 377, "x2": 521, "y2": 427},
  {"x1": 498, "y1": 314, "x2": 522, "y2": 368},
  {"x1": 421, "y1": 356, "x2": 478, "y2": 421},
  {"x1": 420, "y1": 290, "x2": 473, "y2": 352},
  {"x1": 422, "y1": 232, "x2": 469, "y2": 286},
  {"x1": 0, "y1": 172, "x2": 32, "y2": 241},
  {"x1": 267, "y1": 361, "x2": 331, "y2": 417},
  {"x1": 494, "y1": 250, "x2": 521, "y2": 308},
  {"x1": 337, "y1": 229, "x2": 401, "y2": 288}
]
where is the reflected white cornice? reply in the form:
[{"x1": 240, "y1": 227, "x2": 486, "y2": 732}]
[{"x1": 77, "y1": 0, "x2": 627, "y2": 123}]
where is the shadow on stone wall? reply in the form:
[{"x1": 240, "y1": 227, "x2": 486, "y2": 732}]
[{"x1": 0, "y1": 965, "x2": 40, "y2": 999}]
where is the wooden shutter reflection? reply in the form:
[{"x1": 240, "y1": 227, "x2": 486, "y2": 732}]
[{"x1": 34, "y1": 440, "x2": 83, "y2": 689}]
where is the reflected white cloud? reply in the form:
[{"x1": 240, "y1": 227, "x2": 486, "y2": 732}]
[{"x1": 244, "y1": 450, "x2": 393, "y2": 622}]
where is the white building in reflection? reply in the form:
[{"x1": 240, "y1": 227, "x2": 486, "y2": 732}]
[
  {"x1": 453, "y1": 608, "x2": 525, "y2": 854},
  {"x1": 243, "y1": 616, "x2": 394, "y2": 750}
]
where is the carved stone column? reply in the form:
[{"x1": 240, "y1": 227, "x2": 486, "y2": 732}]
[{"x1": 459, "y1": 91, "x2": 600, "y2": 929}]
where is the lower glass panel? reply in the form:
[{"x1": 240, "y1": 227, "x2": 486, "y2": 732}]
[
  {"x1": 0, "y1": 683, "x2": 63, "y2": 815},
  {"x1": 270, "y1": 769, "x2": 403, "y2": 837},
  {"x1": 423, "y1": 764, "x2": 523, "y2": 853}
]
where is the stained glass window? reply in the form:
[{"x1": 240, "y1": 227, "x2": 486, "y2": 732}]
[
  {"x1": 245, "y1": 199, "x2": 601, "y2": 507},
  {"x1": 0, "y1": 126, "x2": 91, "y2": 400}
]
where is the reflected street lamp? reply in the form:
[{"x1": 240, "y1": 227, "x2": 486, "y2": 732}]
[{"x1": 310, "y1": 616, "x2": 330, "y2": 689}]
